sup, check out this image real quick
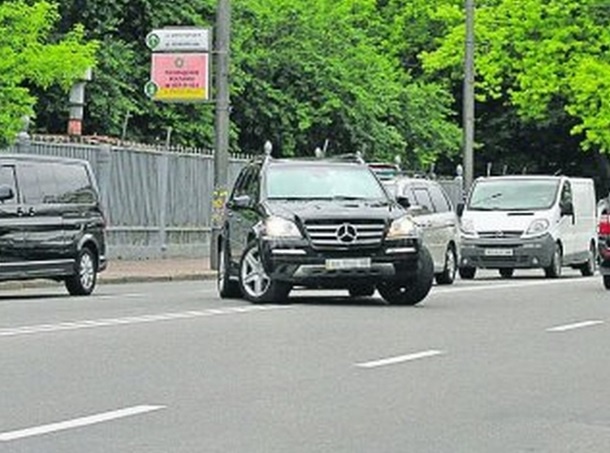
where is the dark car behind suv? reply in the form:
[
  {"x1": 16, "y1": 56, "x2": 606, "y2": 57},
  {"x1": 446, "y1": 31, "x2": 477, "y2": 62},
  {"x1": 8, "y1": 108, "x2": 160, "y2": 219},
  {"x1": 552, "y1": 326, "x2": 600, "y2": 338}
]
[
  {"x1": 217, "y1": 154, "x2": 434, "y2": 305},
  {"x1": 0, "y1": 154, "x2": 107, "y2": 295}
]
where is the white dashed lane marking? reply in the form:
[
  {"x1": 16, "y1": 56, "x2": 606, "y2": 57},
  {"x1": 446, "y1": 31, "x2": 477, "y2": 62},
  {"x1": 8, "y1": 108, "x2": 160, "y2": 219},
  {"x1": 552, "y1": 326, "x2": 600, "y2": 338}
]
[
  {"x1": 0, "y1": 405, "x2": 165, "y2": 442},
  {"x1": 355, "y1": 350, "x2": 445, "y2": 369},
  {"x1": 546, "y1": 320, "x2": 605, "y2": 332},
  {"x1": 0, "y1": 305, "x2": 290, "y2": 338}
]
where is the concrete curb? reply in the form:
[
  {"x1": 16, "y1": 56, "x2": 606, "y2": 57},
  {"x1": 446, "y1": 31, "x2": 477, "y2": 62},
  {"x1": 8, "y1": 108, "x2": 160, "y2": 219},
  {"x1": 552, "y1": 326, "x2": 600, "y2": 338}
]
[{"x1": 0, "y1": 271, "x2": 217, "y2": 291}]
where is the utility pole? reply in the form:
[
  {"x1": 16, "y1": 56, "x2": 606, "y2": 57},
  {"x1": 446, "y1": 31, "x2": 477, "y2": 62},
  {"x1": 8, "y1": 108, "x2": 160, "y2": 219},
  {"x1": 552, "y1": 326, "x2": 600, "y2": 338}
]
[
  {"x1": 211, "y1": 0, "x2": 231, "y2": 269},
  {"x1": 463, "y1": 0, "x2": 475, "y2": 192}
]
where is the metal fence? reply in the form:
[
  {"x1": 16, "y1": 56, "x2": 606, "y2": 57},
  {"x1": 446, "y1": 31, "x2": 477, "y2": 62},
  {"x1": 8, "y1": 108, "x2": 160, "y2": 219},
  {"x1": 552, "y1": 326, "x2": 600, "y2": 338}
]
[
  {"x1": 5, "y1": 136, "x2": 464, "y2": 260},
  {"x1": 8, "y1": 136, "x2": 248, "y2": 259}
]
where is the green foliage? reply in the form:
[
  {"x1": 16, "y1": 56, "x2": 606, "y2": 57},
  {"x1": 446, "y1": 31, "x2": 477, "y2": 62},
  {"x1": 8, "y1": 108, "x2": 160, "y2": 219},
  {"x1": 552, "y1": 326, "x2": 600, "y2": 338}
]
[
  {"x1": 423, "y1": 0, "x2": 610, "y2": 153},
  {"x1": 232, "y1": 0, "x2": 461, "y2": 164},
  {"x1": 0, "y1": 0, "x2": 97, "y2": 146}
]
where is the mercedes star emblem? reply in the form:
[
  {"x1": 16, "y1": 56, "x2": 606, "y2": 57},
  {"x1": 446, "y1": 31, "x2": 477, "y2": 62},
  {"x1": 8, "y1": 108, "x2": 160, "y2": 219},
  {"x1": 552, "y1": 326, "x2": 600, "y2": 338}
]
[{"x1": 336, "y1": 223, "x2": 358, "y2": 243}]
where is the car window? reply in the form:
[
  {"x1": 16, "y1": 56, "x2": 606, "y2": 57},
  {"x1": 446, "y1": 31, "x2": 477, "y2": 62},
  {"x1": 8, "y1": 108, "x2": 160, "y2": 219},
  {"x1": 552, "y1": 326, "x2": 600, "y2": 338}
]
[
  {"x1": 0, "y1": 165, "x2": 18, "y2": 204},
  {"x1": 231, "y1": 167, "x2": 253, "y2": 199},
  {"x1": 54, "y1": 163, "x2": 96, "y2": 204},
  {"x1": 18, "y1": 163, "x2": 56, "y2": 204},
  {"x1": 266, "y1": 164, "x2": 387, "y2": 200},
  {"x1": 560, "y1": 181, "x2": 572, "y2": 206},
  {"x1": 412, "y1": 187, "x2": 435, "y2": 213},
  {"x1": 428, "y1": 184, "x2": 451, "y2": 213}
]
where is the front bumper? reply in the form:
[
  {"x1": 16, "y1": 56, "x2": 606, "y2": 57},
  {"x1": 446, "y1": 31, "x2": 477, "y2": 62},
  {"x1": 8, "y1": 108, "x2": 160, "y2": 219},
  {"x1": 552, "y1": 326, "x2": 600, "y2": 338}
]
[
  {"x1": 260, "y1": 237, "x2": 421, "y2": 287},
  {"x1": 460, "y1": 233, "x2": 555, "y2": 269}
]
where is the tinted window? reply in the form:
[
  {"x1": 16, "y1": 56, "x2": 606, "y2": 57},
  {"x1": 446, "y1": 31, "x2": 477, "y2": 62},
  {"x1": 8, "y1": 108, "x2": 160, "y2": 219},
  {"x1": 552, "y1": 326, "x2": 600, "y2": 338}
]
[
  {"x1": 428, "y1": 184, "x2": 451, "y2": 213},
  {"x1": 18, "y1": 162, "x2": 95, "y2": 204},
  {"x1": 0, "y1": 165, "x2": 18, "y2": 204},
  {"x1": 54, "y1": 163, "x2": 96, "y2": 204}
]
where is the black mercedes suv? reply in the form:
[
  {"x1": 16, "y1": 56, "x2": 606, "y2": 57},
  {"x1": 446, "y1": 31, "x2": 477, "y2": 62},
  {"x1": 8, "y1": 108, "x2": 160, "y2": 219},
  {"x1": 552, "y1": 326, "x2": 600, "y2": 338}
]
[{"x1": 217, "y1": 154, "x2": 433, "y2": 305}]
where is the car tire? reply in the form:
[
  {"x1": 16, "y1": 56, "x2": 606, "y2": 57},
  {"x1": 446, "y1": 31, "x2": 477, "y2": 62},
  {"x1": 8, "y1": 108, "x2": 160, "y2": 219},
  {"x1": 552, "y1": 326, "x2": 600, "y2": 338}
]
[
  {"x1": 239, "y1": 241, "x2": 291, "y2": 304},
  {"x1": 218, "y1": 240, "x2": 241, "y2": 299},
  {"x1": 459, "y1": 266, "x2": 476, "y2": 280},
  {"x1": 604, "y1": 275, "x2": 610, "y2": 290},
  {"x1": 499, "y1": 268, "x2": 514, "y2": 278},
  {"x1": 65, "y1": 247, "x2": 97, "y2": 296},
  {"x1": 348, "y1": 284, "x2": 375, "y2": 298},
  {"x1": 579, "y1": 244, "x2": 596, "y2": 277},
  {"x1": 544, "y1": 243, "x2": 562, "y2": 278},
  {"x1": 377, "y1": 247, "x2": 434, "y2": 306},
  {"x1": 435, "y1": 245, "x2": 457, "y2": 285}
]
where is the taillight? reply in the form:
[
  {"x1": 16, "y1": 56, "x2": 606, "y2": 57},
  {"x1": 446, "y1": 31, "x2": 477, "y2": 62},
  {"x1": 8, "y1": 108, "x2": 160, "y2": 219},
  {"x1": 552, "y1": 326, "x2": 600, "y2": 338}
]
[{"x1": 599, "y1": 215, "x2": 610, "y2": 235}]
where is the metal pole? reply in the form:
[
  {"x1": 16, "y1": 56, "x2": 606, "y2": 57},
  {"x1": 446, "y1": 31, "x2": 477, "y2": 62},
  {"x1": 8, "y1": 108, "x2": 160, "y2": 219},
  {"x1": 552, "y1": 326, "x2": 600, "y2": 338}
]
[
  {"x1": 211, "y1": 0, "x2": 231, "y2": 270},
  {"x1": 463, "y1": 0, "x2": 475, "y2": 192}
]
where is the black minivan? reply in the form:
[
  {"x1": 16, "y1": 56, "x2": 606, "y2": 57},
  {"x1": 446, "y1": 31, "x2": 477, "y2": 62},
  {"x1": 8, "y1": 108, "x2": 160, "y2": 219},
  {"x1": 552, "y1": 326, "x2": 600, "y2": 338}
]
[{"x1": 0, "y1": 155, "x2": 107, "y2": 295}]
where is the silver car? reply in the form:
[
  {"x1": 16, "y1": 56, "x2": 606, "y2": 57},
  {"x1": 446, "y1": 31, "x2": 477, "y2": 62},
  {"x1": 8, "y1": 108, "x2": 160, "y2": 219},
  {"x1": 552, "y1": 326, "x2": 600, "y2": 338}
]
[{"x1": 384, "y1": 177, "x2": 461, "y2": 284}]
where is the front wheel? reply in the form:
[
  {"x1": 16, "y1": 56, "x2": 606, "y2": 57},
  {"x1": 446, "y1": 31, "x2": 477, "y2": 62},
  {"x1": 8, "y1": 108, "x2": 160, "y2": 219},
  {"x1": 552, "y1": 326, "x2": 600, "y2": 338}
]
[
  {"x1": 604, "y1": 275, "x2": 610, "y2": 290},
  {"x1": 459, "y1": 266, "x2": 476, "y2": 280},
  {"x1": 579, "y1": 244, "x2": 596, "y2": 277},
  {"x1": 377, "y1": 247, "x2": 434, "y2": 306},
  {"x1": 65, "y1": 247, "x2": 97, "y2": 296},
  {"x1": 544, "y1": 243, "x2": 562, "y2": 278},
  {"x1": 499, "y1": 268, "x2": 514, "y2": 278},
  {"x1": 435, "y1": 245, "x2": 457, "y2": 285},
  {"x1": 218, "y1": 240, "x2": 241, "y2": 298},
  {"x1": 239, "y1": 241, "x2": 291, "y2": 304}
]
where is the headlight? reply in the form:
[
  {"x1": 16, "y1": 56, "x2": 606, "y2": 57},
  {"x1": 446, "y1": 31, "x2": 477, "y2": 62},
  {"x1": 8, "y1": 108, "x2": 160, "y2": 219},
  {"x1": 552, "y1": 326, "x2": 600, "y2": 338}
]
[
  {"x1": 387, "y1": 215, "x2": 416, "y2": 239},
  {"x1": 525, "y1": 218, "x2": 549, "y2": 236},
  {"x1": 264, "y1": 216, "x2": 302, "y2": 238},
  {"x1": 460, "y1": 218, "x2": 477, "y2": 236}
]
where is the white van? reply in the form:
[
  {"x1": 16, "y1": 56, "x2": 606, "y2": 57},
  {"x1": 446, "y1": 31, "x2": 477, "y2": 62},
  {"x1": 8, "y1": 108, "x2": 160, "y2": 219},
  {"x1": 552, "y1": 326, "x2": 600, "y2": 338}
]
[{"x1": 458, "y1": 175, "x2": 597, "y2": 279}]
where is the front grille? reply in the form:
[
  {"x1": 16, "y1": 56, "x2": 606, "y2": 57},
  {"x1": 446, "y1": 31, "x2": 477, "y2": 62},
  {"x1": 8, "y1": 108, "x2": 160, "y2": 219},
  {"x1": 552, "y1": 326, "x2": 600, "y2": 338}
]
[
  {"x1": 478, "y1": 230, "x2": 523, "y2": 239},
  {"x1": 303, "y1": 219, "x2": 386, "y2": 249}
]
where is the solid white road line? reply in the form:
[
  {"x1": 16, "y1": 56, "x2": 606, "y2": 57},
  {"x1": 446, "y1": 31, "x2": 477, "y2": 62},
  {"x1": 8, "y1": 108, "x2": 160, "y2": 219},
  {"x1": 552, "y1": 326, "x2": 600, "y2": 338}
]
[
  {"x1": 0, "y1": 305, "x2": 290, "y2": 338},
  {"x1": 0, "y1": 405, "x2": 165, "y2": 442},
  {"x1": 546, "y1": 320, "x2": 605, "y2": 332},
  {"x1": 433, "y1": 276, "x2": 594, "y2": 295},
  {"x1": 355, "y1": 350, "x2": 445, "y2": 369}
]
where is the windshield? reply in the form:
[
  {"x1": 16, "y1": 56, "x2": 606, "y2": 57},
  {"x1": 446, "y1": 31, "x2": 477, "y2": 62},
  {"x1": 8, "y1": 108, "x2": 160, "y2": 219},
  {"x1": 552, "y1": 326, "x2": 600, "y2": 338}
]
[
  {"x1": 265, "y1": 164, "x2": 388, "y2": 200},
  {"x1": 468, "y1": 179, "x2": 560, "y2": 211}
]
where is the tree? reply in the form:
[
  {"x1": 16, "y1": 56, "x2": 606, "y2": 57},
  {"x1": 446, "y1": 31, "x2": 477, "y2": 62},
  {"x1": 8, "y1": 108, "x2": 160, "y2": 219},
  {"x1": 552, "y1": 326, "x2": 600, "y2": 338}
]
[
  {"x1": 422, "y1": 0, "x2": 610, "y2": 154},
  {"x1": 0, "y1": 0, "x2": 97, "y2": 146}
]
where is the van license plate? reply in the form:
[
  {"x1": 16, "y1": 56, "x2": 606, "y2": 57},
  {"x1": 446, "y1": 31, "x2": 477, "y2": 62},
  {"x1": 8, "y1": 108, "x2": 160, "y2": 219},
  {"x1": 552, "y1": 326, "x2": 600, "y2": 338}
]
[
  {"x1": 484, "y1": 248, "x2": 513, "y2": 256},
  {"x1": 325, "y1": 258, "x2": 371, "y2": 270}
]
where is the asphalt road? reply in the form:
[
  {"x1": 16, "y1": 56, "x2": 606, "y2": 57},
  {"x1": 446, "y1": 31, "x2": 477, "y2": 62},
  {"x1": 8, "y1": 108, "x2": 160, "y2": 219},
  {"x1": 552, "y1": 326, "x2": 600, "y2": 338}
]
[{"x1": 1, "y1": 270, "x2": 610, "y2": 453}]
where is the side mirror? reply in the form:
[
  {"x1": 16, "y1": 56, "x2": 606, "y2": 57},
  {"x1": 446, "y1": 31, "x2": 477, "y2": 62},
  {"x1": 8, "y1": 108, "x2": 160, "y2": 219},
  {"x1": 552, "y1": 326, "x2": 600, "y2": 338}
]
[
  {"x1": 457, "y1": 203, "x2": 465, "y2": 217},
  {"x1": 396, "y1": 196, "x2": 410, "y2": 209},
  {"x1": 229, "y1": 194, "x2": 252, "y2": 209},
  {"x1": 561, "y1": 201, "x2": 574, "y2": 216},
  {"x1": 0, "y1": 184, "x2": 14, "y2": 202}
]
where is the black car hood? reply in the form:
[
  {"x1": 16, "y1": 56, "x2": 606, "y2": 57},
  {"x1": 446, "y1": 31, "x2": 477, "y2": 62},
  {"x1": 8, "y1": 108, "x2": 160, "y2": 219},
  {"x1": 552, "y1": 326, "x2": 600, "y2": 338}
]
[{"x1": 264, "y1": 199, "x2": 404, "y2": 222}]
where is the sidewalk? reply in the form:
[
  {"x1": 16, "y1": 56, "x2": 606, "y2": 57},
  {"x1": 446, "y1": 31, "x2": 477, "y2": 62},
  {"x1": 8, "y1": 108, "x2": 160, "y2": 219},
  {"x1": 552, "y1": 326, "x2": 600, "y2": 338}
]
[{"x1": 99, "y1": 258, "x2": 217, "y2": 284}]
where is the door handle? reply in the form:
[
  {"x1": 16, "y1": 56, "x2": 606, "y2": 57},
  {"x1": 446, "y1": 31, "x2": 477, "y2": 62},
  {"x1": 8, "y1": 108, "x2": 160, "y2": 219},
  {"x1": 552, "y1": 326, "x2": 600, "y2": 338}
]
[{"x1": 16, "y1": 207, "x2": 35, "y2": 217}]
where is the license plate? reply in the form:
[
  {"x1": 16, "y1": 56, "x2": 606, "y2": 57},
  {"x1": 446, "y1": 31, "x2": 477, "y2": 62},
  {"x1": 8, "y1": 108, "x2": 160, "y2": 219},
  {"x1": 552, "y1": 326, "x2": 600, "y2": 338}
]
[
  {"x1": 325, "y1": 257, "x2": 371, "y2": 270},
  {"x1": 484, "y1": 248, "x2": 513, "y2": 256}
]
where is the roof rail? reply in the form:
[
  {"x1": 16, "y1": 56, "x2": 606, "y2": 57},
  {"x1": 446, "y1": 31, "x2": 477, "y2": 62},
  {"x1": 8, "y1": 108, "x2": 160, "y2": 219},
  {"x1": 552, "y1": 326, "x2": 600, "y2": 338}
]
[{"x1": 322, "y1": 153, "x2": 365, "y2": 164}]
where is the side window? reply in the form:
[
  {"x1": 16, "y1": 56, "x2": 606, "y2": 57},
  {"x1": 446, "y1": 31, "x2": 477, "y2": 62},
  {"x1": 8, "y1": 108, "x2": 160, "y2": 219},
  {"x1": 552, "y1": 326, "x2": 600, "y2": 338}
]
[
  {"x1": 231, "y1": 167, "x2": 251, "y2": 199},
  {"x1": 54, "y1": 163, "x2": 96, "y2": 204},
  {"x1": 561, "y1": 181, "x2": 572, "y2": 206},
  {"x1": 412, "y1": 187, "x2": 435, "y2": 213},
  {"x1": 0, "y1": 165, "x2": 18, "y2": 204},
  {"x1": 18, "y1": 163, "x2": 56, "y2": 204},
  {"x1": 428, "y1": 184, "x2": 451, "y2": 213},
  {"x1": 244, "y1": 165, "x2": 260, "y2": 200}
]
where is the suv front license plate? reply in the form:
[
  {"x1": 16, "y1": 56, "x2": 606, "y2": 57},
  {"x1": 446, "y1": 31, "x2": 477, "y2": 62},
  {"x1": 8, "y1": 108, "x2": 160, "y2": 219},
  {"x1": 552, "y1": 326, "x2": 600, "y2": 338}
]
[
  {"x1": 484, "y1": 248, "x2": 513, "y2": 256},
  {"x1": 325, "y1": 257, "x2": 372, "y2": 270}
]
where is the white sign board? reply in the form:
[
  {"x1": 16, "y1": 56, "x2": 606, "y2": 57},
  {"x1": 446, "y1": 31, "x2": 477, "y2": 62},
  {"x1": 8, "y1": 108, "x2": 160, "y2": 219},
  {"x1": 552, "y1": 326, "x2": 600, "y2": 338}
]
[{"x1": 146, "y1": 28, "x2": 211, "y2": 52}]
